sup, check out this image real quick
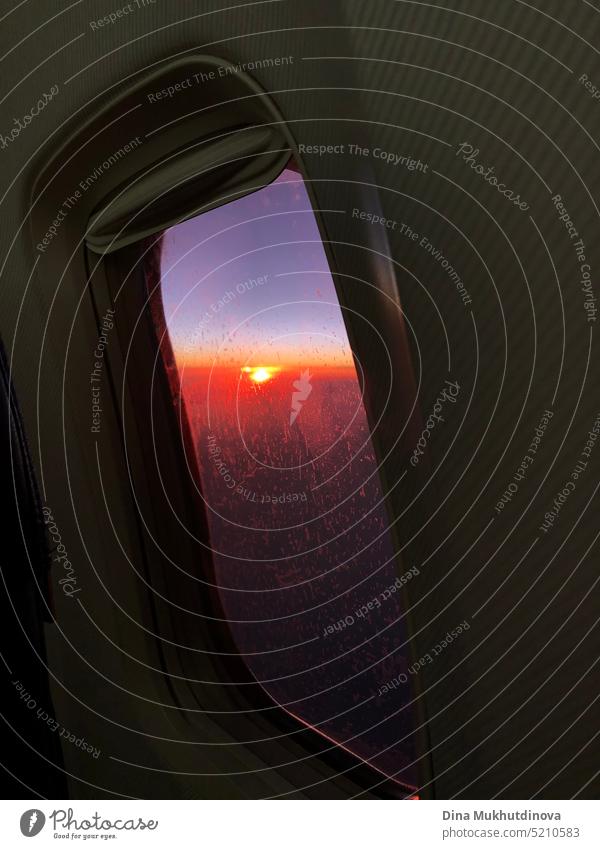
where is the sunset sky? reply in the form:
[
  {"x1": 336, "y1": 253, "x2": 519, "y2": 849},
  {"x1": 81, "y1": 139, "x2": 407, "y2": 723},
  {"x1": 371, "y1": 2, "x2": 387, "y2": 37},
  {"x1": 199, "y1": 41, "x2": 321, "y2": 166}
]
[{"x1": 160, "y1": 167, "x2": 355, "y2": 371}]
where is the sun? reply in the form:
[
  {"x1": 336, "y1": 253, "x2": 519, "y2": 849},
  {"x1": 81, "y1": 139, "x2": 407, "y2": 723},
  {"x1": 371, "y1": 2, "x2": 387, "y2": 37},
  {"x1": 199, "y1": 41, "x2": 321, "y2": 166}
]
[
  {"x1": 250, "y1": 367, "x2": 272, "y2": 383},
  {"x1": 241, "y1": 365, "x2": 280, "y2": 383},
  {"x1": 242, "y1": 366, "x2": 280, "y2": 383}
]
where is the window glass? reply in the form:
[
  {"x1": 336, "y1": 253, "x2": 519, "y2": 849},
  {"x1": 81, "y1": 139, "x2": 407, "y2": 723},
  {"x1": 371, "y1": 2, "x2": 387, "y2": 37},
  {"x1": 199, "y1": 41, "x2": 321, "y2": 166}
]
[{"x1": 158, "y1": 166, "x2": 417, "y2": 788}]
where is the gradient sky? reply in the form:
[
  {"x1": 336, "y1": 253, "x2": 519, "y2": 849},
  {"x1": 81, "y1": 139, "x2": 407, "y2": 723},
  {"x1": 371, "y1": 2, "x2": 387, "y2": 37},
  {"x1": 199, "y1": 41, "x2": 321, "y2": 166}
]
[{"x1": 160, "y1": 168, "x2": 354, "y2": 370}]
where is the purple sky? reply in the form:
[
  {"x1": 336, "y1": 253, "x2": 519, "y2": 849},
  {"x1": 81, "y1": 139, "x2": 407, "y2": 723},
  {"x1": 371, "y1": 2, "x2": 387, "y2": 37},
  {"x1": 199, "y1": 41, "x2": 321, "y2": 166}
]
[{"x1": 160, "y1": 168, "x2": 353, "y2": 369}]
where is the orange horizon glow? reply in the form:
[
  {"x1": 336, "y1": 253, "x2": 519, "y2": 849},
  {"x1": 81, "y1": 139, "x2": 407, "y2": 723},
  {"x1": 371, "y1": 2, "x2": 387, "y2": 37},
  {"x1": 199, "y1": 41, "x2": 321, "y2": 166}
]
[
  {"x1": 176, "y1": 362, "x2": 359, "y2": 382},
  {"x1": 177, "y1": 354, "x2": 355, "y2": 370}
]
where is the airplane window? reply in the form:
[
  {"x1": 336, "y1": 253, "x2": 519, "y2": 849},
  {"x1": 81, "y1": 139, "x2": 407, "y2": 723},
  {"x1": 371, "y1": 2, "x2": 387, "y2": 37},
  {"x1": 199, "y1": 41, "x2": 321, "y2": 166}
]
[{"x1": 152, "y1": 165, "x2": 417, "y2": 789}]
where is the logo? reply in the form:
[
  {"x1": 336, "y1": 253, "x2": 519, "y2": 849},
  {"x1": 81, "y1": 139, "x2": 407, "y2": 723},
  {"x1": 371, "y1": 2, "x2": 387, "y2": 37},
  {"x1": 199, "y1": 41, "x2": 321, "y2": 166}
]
[
  {"x1": 290, "y1": 369, "x2": 312, "y2": 425},
  {"x1": 20, "y1": 810, "x2": 45, "y2": 837}
]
